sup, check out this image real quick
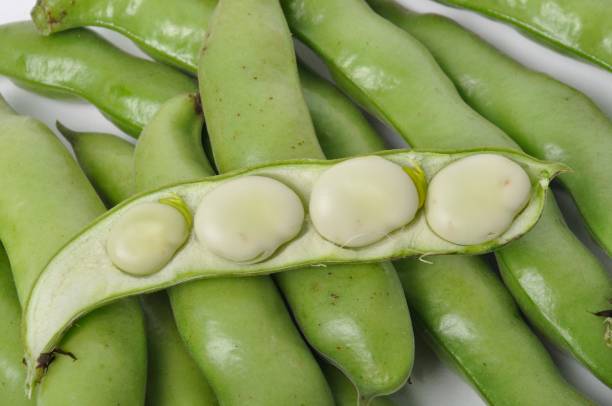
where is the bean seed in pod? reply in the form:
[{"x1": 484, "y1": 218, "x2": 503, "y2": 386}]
[
  {"x1": 426, "y1": 154, "x2": 531, "y2": 245},
  {"x1": 194, "y1": 176, "x2": 305, "y2": 263}
]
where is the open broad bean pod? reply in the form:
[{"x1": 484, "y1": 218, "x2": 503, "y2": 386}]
[{"x1": 22, "y1": 147, "x2": 564, "y2": 390}]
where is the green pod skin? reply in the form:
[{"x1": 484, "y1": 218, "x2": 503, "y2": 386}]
[
  {"x1": 435, "y1": 0, "x2": 612, "y2": 72},
  {"x1": 31, "y1": 0, "x2": 218, "y2": 73},
  {"x1": 140, "y1": 293, "x2": 218, "y2": 406},
  {"x1": 284, "y1": 0, "x2": 612, "y2": 388},
  {"x1": 0, "y1": 22, "x2": 196, "y2": 136},
  {"x1": 370, "y1": 3, "x2": 612, "y2": 259},
  {"x1": 367, "y1": 1, "x2": 612, "y2": 387},
  {"x1": 133, "y1": 94, "x2": 333, "y2": 406},
  {"x1": 311, "y1": 72, "x2": 594, "y2": 405},
  {"x1": 60, "y1": 124, "x2": 135, "y2": 208},
  {"x1": 299, "y1": 64, "x2": 385, "y2": 159},
  {"x1": 0, "y1": 247, "x2": 34, "y2": 406},
  {"x1": 63, "y1": 125, "x2": 218, "y2": 406},
  {"x1": 200, "y1": 0, "x2": 413, "y2": 402},
  {"x1": 0, "y1": 96, "x2": 146, "y2": 404},
  {"x1": 398, "y1": 257, "x2": 595, "y2": 406}
]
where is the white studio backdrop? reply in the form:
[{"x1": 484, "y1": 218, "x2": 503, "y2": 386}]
[{"x1": 0, "y1": 1, "x2": 610, "y2": 405}]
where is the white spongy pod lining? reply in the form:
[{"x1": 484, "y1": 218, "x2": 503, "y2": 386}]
[
  {"x1": 309, "y1": 156, "x2": 420, "y2": 247},
  {"x1": 425, "y1": 153, "x2": 531, "y2": 245},
  {"x1": 194, "y1": 175, "x2": 305, "y2": 263}
]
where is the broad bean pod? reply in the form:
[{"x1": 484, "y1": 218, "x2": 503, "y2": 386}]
[
  {"x1": 0, "y1": 95, "x2": 147, "y2": 403},
  {"x1": 434, "y1": 0, "x2": 612, "y2": 71},
  {"x1": 283, "y1": 0, "x2": 612, "y2": 388},
  {"x1": 0, "y1": 22, "x2": 196, "y2": 136}
]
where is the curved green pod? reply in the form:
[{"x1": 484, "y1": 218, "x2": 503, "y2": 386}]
[
  {"x1": 0, "y1": 22, "x2": 196, "y2": 136},
  {"x1": 0, "y1": 247, "x2": 34, "y2": 406},
  {"x1": 64, "y1": 125, "x2": 218, "y2": 406},
  {"x1": 200, "y1": 0, "x2": 414, "y2": 400},
  {"x1": 31, "y1": 0, "x2": 217, "y2": 72},
  {"x1": 0, "y1": 96, "x2": 147, "y2": 403},
  {"x1": 366, "y1": 1, "x2": 612, "y2": 388},
  {"x1": 22, "y1": 147, "x2": 561, "y2": 387},
  {"x1": 299, "y1": 64, "x2": 384, "y2": 159},
  {"x1": 140, "y1": 293, "x2": 218, "y2": 406},
  {"x1": 369, "y1": 2, "x2": 612, "y2": 259},
  {"x1": 399, "y1": 256, "x2": 596, "y2": 405},
  {"x1": 284, "y1": 0, "x2": 612, "y2": 388},
  {"x1": 60, "y1": 124, "x2": 135, "y2": 207},
  {"x1": 435, "y1": 0, "x2": 612, "y2": 72},
  {"x1": 311, "y1": 72, "x2": 595, "y2": 405}
]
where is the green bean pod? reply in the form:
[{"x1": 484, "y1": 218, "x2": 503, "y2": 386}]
[
  {"x1": 60, "y1": 125, "x2": 135, "y2": 207},
  {"x1": 0, "y1": 247, "x2": 34, "y2": 406},
  {"x1": 369, "y1": 2, "x2": 612, "y2": 258},
  {"x1": 0, "y1": 96, "x2": 147, "y2": 403},
  {"x1": 63, "y1": 125, "x2": 218, "y2": 406},
  {"x1": 299, "y1": 64, "x2": 384, "y2": 159},
  {"x1": 199, "y1": 0, "x2": 413, "y2": 401},
  {"x1": 435, "y1": 0, "x2": 612, "y2": 71},
  {"x1": 140, "y1": 292, "x2": 218, "y2": 406},
  {"x1": 308, "y1": 71, "x2": 595, "y2": 404},
  {"x1": 283, "y1": 0, "x2": 612, "y2": 388},
  {"x1": 0, "y1": 22, "x2": 195, "y2": 136}
]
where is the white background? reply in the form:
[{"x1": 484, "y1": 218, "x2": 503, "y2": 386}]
[{"x1": 0, "y1": 0, "x2": 611, "y2": 404}]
